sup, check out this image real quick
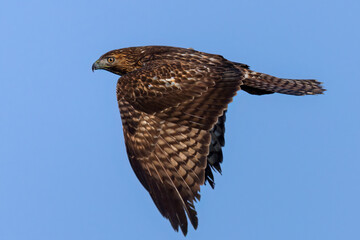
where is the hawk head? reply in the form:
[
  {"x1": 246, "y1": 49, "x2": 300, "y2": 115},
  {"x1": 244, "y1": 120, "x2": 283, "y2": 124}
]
[{"x1": 92, "y1": 48, "x2": 143, "y2": 75}]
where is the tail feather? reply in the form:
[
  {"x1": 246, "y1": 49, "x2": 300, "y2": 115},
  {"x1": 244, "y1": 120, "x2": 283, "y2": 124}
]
[{"x1": 240, "y1": 68, "x2": 325, "y2": 96}]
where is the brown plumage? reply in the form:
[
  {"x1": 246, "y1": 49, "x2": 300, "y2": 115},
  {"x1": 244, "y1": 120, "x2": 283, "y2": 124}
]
[{"x1": 92, "y1": 46, "x2": 325, "y2": 235}]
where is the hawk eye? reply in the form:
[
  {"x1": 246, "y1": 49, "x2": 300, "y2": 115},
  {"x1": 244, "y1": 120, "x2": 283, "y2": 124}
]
[{"x1": 107, "y1": 57, "x2": 115, "y2": 63}]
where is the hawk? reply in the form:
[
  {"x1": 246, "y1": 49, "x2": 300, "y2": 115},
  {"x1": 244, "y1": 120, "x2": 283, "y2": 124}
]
[{"x1": 92, "y1": 46, "x2": 325, "y2": 235}]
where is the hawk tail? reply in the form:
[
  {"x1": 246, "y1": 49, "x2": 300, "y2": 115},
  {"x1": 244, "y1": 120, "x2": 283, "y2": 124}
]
[{"x1": 239, "y1": 68, "x2": 326, "y2": 96}]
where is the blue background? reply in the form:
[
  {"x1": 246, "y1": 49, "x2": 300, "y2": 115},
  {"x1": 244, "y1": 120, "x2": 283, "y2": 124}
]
[{"x1": 1, "y1": 0, "x2": 359, "y2": 239}]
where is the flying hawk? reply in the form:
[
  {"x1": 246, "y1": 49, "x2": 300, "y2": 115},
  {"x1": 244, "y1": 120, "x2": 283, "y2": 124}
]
[{"x1": 92, "y1": 46, "x2": 325, "y2": 235}]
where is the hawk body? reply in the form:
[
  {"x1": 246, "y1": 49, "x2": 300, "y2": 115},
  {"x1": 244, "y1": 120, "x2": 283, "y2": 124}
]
[{"x1": 92, "y1": 46, "x2": 325, "y2": 235}]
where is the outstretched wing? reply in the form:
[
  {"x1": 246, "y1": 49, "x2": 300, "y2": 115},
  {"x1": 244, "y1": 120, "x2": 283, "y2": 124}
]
[{"x1": 117, "y1": 61, "x2": 242, "y2": 235}]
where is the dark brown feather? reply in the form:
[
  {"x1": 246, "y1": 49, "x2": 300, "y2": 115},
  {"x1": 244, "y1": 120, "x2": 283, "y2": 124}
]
[{"x1": 205, "y1": 110, "x2": 227, "y2": 188}]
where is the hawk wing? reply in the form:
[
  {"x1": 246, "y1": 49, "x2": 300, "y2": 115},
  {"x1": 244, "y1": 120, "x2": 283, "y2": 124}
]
[{"x1": 116, "y1": 61, "x2": 241, "y2": 235}]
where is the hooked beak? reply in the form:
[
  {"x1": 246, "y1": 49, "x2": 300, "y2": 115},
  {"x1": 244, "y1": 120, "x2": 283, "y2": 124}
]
[{"x1": 92, "y1": 60, "x2": 100, "y2": 72}]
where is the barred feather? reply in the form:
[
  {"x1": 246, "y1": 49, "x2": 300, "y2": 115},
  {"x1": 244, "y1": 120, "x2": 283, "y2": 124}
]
[{"x1": 239, "y1": 68, "x2": 325, "y2": 96}]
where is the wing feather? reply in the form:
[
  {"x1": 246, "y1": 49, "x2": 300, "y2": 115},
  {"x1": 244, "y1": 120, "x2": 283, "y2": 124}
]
[{"x1": 116, "y1": 59, "x2": 242, "y2": 235}]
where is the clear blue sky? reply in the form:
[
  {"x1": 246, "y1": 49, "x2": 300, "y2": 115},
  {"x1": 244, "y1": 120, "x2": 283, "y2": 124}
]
[{"x1": 1, "y1": 0, "x2": 359, "y2": 239}]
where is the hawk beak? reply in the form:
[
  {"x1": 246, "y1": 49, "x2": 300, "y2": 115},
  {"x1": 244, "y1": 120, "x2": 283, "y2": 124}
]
[{"x1": 92, "y1": 60, "x2": 100, "y2": 72}]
